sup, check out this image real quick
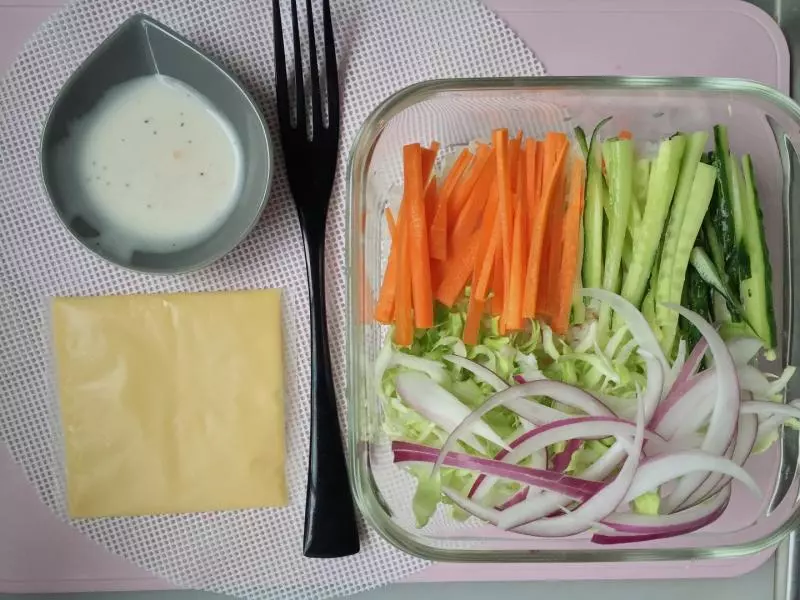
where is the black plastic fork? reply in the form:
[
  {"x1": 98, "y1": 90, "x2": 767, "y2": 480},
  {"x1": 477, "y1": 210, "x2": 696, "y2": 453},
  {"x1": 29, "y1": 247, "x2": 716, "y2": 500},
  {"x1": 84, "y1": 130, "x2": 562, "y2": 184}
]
[{"x1": 272, "y1": 0, "x2": 360, "y2": 558}]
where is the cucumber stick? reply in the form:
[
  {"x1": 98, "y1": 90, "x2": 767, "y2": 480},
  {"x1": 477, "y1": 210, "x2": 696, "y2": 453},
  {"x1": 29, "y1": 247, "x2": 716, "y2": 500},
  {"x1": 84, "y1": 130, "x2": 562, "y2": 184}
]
[
  {"x1": 582, "y1": 135, "x2": 605, "y2": 289},
  {"x1": 620, "y1": 134, "x2": 686, "y2": 309},
  {"x1": 681, "y1": 265, "x2": 712, "y2": 353},
  {"x1": 711, "y1": 126, "x2": 745, "y2": 298},
  {"x1": 658, "y1": 158, "x2": 715, "y2": 353},
  {"x1": 740, "y1": 155, "x2": 777, "y2": 351},
  {"x1": 634, "y1": 158, "x2": 651, "y2": 210},
  {"x1": 654, "y1": 132, "x2": 708, "y2": 338},
  {"x1": 597, "y1": 139, "x2": 635, "y2": 337}
]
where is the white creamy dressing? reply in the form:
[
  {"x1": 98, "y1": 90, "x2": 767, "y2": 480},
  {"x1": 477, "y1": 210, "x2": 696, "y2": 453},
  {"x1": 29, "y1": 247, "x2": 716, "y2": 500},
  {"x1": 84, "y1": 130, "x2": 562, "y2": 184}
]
[{"x1": 56, "y1": 74, "x2": 243, "y2": 259}]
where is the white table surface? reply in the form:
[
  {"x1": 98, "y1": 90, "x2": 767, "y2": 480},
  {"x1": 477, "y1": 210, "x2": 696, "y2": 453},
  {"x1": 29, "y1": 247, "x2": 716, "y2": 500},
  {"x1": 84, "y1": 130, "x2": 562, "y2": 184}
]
[{"x1": 0, "y1": 0, "x2": 786, "y2": 598}]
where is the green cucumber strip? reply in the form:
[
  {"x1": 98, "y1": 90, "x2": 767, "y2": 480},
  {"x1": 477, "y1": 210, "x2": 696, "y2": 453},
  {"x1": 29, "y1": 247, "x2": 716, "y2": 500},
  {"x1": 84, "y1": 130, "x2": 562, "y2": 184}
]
[
  {"x1": 583, "y1": 140, "x2": 605, "y2": 289},
  {"x1": 634, "y1": 158, "x2": 651, "y2": 211},
  {"x1": 575, "y1": 126, "x2": 589, "y2": 159},
  {"x1": 740, "y1": 155, "x2": 777, "y2": 350},
  {"x1": 689, "y1": 246, "x2": 744, "y2": 317},
  {"x1": 658, "y1": 158, "x2": 715, "y2": 353},
  {"x1": 654, "y1": 131, "x2": 709, "y2": 334},
  {"x1": 730, "y1": 152, "x2": 745, "y2": 245},
  {"x1": 711, "y1": 126, "x2": 744, "y2": 301},
  {"x1": 680, "y1": 265, "x2": 712, "y2": 355},
  {"x1": 598, "y1": 139, "x2": 635, "y2": 338},
  {"x1": 620, "y1": 134, "x2": 686, "y2": 309}
]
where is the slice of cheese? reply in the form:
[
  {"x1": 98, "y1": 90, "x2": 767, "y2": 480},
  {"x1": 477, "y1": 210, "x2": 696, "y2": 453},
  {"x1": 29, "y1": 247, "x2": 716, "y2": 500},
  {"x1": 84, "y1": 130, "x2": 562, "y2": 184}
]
[{"x1": 51, "y1": 289, "x2": 287, "y2": 518}]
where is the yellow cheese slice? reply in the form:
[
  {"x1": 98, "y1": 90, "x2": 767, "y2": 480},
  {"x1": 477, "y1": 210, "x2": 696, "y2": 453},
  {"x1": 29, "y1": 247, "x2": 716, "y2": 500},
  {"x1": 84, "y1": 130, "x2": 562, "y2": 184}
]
[{"x1": 51, "y1": 289, "x2": 287, "y2": 518}]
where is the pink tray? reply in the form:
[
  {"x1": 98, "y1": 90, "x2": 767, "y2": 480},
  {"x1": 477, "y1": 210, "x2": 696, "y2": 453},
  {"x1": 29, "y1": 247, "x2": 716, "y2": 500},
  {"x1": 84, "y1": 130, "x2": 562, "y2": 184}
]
[{"x1": 0, "y1": 0, "x2": 789, "y2": 592}]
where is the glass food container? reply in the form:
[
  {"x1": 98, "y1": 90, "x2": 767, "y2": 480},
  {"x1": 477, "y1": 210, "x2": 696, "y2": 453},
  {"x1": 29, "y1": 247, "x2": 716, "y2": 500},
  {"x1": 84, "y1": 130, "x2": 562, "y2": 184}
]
[{"x1": 346, "y1": 77, "x2": 800, "y2": 562}]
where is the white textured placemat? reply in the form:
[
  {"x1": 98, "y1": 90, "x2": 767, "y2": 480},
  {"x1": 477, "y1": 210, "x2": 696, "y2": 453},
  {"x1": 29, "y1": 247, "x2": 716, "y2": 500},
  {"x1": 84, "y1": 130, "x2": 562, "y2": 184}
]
[{"x1": 0, "y1": 1, "x2": 544, "y2": 598}]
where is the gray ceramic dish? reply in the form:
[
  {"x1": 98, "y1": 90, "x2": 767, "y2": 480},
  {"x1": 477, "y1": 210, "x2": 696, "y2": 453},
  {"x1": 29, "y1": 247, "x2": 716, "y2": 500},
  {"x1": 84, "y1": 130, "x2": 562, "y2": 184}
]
[{"x1": 40, "y1": 13, "x2": 272, "y2": 274}]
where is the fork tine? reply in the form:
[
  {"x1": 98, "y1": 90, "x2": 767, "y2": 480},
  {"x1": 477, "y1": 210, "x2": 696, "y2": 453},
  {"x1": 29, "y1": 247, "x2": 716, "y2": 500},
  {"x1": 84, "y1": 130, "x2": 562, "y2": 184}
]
[
  {"x1": 272, "y1": 0, "x2": 291, "y2": 134},
  {"x1": 305, "y1": 0, "x2": 323, "y2": 135},
  {"x1": 322, "y1": 0, "x2": 339, "y2": 134},
  {"x1": 290, "y1": 0, "x2": 307, "y2": 135}
]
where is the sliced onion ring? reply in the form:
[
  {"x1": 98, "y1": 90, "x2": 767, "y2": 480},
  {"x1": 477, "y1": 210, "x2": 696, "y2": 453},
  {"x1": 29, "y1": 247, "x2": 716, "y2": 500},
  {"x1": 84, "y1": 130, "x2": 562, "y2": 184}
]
[
  {"x1": 393, "y1": 441, "x2": 603, "y2": 500},
  {"x1": 661, "y1": 303, "x2": 740, "y2": 512}
]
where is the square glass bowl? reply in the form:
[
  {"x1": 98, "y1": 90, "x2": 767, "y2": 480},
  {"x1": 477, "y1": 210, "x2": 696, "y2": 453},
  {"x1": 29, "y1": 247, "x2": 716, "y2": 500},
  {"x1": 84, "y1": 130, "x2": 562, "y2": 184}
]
[{"x1": 346, "y1": 77, "x2": 800, "y2": 562}]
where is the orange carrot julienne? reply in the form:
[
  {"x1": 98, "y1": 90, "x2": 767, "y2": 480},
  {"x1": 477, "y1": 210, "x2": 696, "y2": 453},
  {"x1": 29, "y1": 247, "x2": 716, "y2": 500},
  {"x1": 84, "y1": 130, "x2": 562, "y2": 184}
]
[
  {"x1": 450, "y1": 145, "x2": 492, "y2": 221},
  {"x1": 471, "y1": 184, "x2": 500, "y2": 302},
  {"x1": 450, "y1": 155, "x2": 497, "y2": 253},
  {"x1": 491, "y1": 247, "x2": 504, "y2": 316},
  {"x1": 475, "y1": 206, "x2": 502, "y2": 301},
  {"x1": 430, "y1": 149, "x2": 471, "y2": 260},
  {"x1": 394, "y1": 196, "x2": 413, "y2": 344},
  {"x1": 421, "y1": 142, "x2": 440, "y2": 183},
  {"x1": 421, "y1": 143, "x2": 440, "y2": 222},
  {"x1": 525, "y1": 139, "x2": 540, "y2": 242},
  {"x1": 508, "y1": 130, "x2": 523, "y2": 193},
  {"x1": 463, "y1": 294, "x2": 485, "y2": 346},
  {"x1": 493, "y1": 129, "x2": 514, "y2": 315},
  {"x1": 385, "y1": 207, "x2": 397, "y2": 240},
  {"x1": 376, "y1": 199, "x2": 407, "y2": 324},
  {"x1": 553, "y1": 159, "x2": 585, "y2": 334},
  {"x1": 544, "y1": 156, "x2": 567, "y2": 320},
  {"x1": 522, "y1": 135, "x2": 569, "y2": 318},
  {"x1": 405, "y1": 143, "x2": 434, "y2": 329},
  {"x1": 435, "y1": 236, "x2": 481, "y2": 307},
  {"x1": 618, "y1": 130, "x2": 633, "y2": 140},
  {"x1": 430, "y1": 258, "x2": 445, "y2": 295},
  {"x1": 506, "y1": 149, "x2": 527, "y2": 330},
  {"x1": 424, "y1": 178, "x2": 438, "y2": 226}
]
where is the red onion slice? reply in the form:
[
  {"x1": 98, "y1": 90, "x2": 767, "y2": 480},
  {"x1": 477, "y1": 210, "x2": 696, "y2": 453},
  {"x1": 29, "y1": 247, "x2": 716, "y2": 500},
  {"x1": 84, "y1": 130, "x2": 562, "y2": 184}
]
[
  {"x1": 593, "y1": 487, "x2": 731, "y2": 544},
  {"x1": 442, "y1": 354, "x2": 508, "y2": 392},
  {"x1": 651, "y1": 338, "x2": 709, "y2": 431},
  {"x1": 552, "y1": 439, "x2": 582, "y2": 472},
  {"x1": 624, "y1": 451, "x2": 760, "y2": 503},
  {"x1": 507, "y1": 400, "x2": 646, "y2": 537},
  {"x1": 395, "y1": 371, "x2": 508, "y2": 452},
  {"x1": 740, "y1": 400, "x2": 800, "y2": 421},
  {"x1": 661, "y1": 304, "x2": 740, "y2": 510},
  {"x1": 393, "y1": 441, "x2": 604, "y2": 500},
  {"x1": 432, "y1": 380, "x2": 616, "y2": 478}
]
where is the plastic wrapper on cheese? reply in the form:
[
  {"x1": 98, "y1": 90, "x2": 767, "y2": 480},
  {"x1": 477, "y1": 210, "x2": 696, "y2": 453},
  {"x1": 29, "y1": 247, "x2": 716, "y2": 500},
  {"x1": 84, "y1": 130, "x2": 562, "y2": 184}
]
[{"x1": 50, "y1": 290, "x2": 287, "y2": 518}]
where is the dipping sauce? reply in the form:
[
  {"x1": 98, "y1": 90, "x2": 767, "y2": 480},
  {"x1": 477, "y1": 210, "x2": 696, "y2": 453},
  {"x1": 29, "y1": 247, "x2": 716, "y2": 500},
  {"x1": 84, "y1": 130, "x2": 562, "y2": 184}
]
[{"x1": 55, "y1": 74, "x2": 243, "y2": 258}]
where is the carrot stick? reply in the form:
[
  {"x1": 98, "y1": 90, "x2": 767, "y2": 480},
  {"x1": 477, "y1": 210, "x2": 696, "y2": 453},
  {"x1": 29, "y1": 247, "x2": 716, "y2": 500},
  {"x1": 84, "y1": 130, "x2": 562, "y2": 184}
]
[
  {"x1": 543, "y1": 155, "x2": 567, "y2": 320},
  {"x1": 394, "y1": 196, "x2": 413, "y2": 344},
  {"x1": 385, "y1": 207, "x2": 397, "y2": 240},
  {"x1": 525, "y1": 139, "x2": 540, "y2": 235},
  {"x1": 493, "y1": 129, "x2": 515, "y2": 318},
  {"x1": 618, "y1": 130, "x2": 633, "y2": 140},
  {"x1": 430, "y1": 258, "x2": 445, "y2": 295},
  {"x1": 491, "y1": 247, "x2": 504, "y2": 316},
  {"x1": 474, "y1": 206, "x2": 502, "y2": 301},
  {"x1": 553, "y1": 159, "x2": 586, "y2": 334},
  {"x1": 405, "y1": 143, "x2": 434, "y2": 329},
  {"x1": 450, "y1": 155, "x2": 497, "y2": 252},
  {"x1": 435, "y1": 236, "x2": 480, "y2": 306},
  {"x1": 424, "y1": 178, "x2": 438, "y2": 227},
  {"x1": 430, "y1": 149, "x2": 471, "y2": 260},
  {"x1": 449, "y1": 145, "x2": 492, "y2": 221},
  {"x1": 421, "y1": 142, "x2": 440, "y2": 183},
  {"x1": 506, "y1": 149, "x2": 527, "y2": 330},
  {"x1": 522, "y1": 135, "x2": 570, "y2": 318},
  {"x1": 509, "y1": 130, "x2": 523, "y2": 193},
  {"x1": 463, "y1": 294, "x2": 485, "y2": 346},
  {"x1": 376, "y1": 199, "x2": 407, "y2": 324}
]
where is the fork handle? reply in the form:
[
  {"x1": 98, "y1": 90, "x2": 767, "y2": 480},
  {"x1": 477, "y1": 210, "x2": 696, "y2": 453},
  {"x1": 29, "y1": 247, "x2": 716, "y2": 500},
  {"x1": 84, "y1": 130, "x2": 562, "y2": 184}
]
[{"x1": 301, "y1": 233, "x2": 360, "y2": 558}]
